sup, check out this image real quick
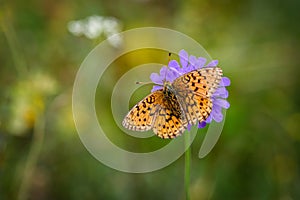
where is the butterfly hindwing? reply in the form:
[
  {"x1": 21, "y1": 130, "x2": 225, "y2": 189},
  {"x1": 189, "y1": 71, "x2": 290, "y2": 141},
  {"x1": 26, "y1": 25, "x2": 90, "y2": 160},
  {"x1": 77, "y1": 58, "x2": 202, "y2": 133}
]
[{"x1": 174, "y1": 92, "x2": 211, "y2": 126}]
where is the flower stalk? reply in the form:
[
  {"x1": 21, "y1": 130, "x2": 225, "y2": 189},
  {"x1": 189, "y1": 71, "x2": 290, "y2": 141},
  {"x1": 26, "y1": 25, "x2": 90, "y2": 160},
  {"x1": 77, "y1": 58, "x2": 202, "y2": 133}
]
[{"x1": 185, "y1": 132, "x2": 191, "y2": 200}]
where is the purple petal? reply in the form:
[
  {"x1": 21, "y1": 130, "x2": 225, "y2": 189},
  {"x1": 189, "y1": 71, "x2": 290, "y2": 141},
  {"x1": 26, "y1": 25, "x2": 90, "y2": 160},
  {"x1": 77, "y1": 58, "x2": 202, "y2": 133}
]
[
  {"x1": 150, "y1": 73, "x2": 163, "y2": 84},
  {"x1": 169, "y1": 63, "x2": 182, "y2": 77},
  {"x1": 213, "y1": 114, "x2": 223, "y2": 122},
  {"x1": 220, "y1": 77, "x2": 231, "y2": 86},
  {"x1": 169, "y1": 60, "x2": 180, "y2": 71},
  {"x1": 182, "y1": 65, "x2": 192, "y2": 74},
  {"x1": 189, "y1": 55, "x2": 198, "y2": 70},
  {"x1": 214, "y1": 99, "x2": 230, "y2": 109},
  {"x1": 213, "y1": 87, "x2": 228, "y2": 98},
  {"x1": 179, "y1": 49, "x2": 189, "y2": 68},
  {"x1": 198, "y1": 121, "x2": 207, "y2": 128},
  {"x1": 187, "y1": 123, "x2": 192, "y2": 131},
  {"x1": 151, "y1": 85, "x2": 163, "y2": 92},
  {"x1": 206, "y1": 60, "x2": 219, "y2": 67},
  {"x1": 166, "y1": 69, "x2": 178, "y2": 82},
  {"x1": 160, "y1": 66, "x2": 168, "y2": 78},
  {"x1": 222, "y1": 90, "x2": 229, "y2": 98},
  {"x1": 212, "y1": 105, "x2": 223, "y2": 122},
  {"x1": 205, "y1": 115, "x2": 212, "y2": 123},
  {"x1": 197, "y1": 57, "x2": 207, "y2": 68}
]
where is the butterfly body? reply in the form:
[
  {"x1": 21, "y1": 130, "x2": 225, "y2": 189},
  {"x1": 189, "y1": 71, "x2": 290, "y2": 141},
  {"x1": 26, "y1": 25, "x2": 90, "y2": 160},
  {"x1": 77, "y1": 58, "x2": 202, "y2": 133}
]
[
  {"x1": 122, "y1": 67, "x2": 223, "y2": 139},
  {"x1": 162, "y1": 81, "x2": 183, "y2": 121}
]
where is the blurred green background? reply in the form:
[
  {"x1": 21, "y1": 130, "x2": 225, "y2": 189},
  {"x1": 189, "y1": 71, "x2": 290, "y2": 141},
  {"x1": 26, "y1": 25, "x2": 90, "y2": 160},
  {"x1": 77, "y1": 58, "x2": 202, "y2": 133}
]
[{"x1": 1, "y1": 0, "x2": 300, "y2": 199}]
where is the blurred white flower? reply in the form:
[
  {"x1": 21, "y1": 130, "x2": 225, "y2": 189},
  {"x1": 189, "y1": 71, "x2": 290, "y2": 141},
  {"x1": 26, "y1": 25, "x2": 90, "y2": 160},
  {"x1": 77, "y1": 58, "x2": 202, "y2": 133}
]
[
  {"x1": 67, "y1": 20, "x2": 85, "y2": 37},
  {"x1": 85, "y1": 16, "x2": 104, "y2": 39},
  {"x1": 67, "y1": 15, "x2": 123, "y2": 48}
]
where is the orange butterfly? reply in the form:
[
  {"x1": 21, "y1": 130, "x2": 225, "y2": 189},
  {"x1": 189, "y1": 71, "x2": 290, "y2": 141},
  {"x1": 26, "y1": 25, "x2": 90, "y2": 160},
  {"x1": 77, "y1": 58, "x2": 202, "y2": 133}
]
[{"x1": 122, "y1": 67, "x2": 222, "y2": 139}]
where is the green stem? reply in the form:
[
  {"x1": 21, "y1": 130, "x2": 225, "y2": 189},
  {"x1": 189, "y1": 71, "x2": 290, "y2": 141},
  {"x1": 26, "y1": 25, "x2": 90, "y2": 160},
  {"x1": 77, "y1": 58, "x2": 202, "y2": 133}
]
[
  {"x1": 17, "y1": 114, "x2": 45, "y2": 200},
  {"x1": 0, "y1": 8, "x2": 27, "y2": 76},
  {"x1": 185, "y1": 133, "x2": 191, "y2": 200}
]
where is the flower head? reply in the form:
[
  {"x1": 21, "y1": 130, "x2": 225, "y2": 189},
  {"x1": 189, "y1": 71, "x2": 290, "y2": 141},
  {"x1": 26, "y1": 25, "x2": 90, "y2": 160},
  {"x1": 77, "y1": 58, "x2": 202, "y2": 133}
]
[{"x1": 150, "y1": 49, "x2": 230, "y2": 129}]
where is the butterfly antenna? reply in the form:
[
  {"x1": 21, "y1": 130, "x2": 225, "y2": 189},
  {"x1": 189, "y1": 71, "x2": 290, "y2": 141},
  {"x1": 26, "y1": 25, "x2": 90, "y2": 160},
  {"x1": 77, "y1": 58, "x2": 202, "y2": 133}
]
[
  {"x1": 163, "y1": 52, "x2": 172, "y2": 81},
  {"x1": 136, "y1": 81, "x2": 152, "y2": 85}
]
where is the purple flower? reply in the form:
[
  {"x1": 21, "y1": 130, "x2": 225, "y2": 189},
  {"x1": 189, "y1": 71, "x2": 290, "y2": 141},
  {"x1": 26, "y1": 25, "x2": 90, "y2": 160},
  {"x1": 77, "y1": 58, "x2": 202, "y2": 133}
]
[{"x1": 150, "y1": 49, "x2": 230, "y2": 129}]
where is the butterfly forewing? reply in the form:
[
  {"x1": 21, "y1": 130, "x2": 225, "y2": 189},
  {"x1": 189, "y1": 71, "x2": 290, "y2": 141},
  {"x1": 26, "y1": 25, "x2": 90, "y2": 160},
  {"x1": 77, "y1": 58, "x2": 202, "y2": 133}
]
[
  {"x1": 173, "y1": 67, "x2": 223, "y2": 97},
  {"x1": 122, "y1": 90, "x2": 164, "y2": 131}
]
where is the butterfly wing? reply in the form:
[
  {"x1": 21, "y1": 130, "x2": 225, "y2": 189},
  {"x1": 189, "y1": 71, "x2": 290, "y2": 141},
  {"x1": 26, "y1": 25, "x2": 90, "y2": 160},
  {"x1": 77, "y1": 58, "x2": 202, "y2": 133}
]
[
  {"x1": 122, "y1": 90, "x2": 164, "y2": 131},
  {"x1": 174, "y1": 67, "x2": 223, "y2": 97},
  {"x1": 172, "y1": 67, "x2": 222, "y2": 125}
]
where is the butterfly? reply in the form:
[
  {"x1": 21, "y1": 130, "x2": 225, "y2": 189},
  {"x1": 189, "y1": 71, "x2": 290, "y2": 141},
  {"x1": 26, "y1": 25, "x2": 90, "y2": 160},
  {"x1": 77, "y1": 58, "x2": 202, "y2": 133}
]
[{"x1": 122, "y1": 67, "x2": 223, "y2": 139}]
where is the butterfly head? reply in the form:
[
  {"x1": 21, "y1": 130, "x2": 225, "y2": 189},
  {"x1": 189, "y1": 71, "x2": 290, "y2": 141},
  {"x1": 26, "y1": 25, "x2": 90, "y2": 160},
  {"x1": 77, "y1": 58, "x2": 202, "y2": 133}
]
[
  {"x1": 163, "y1": 80, "x2": 172, "y2": 89},
  {"x1": 163, "y1": 81, "x2": 175, "y2": 96}
]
